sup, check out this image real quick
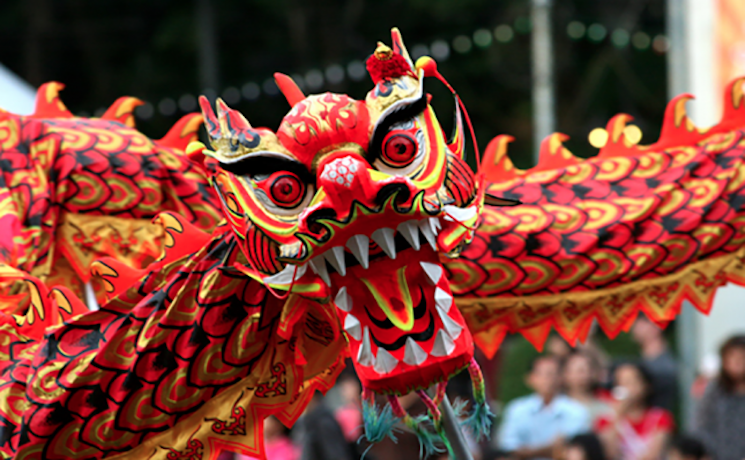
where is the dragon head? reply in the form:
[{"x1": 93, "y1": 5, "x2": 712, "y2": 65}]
[{"x1": 199, "y1": 29, "x2": 515, "y2": 397}]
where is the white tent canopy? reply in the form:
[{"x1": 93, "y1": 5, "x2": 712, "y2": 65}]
[{"x1": 0, "y1": 63, "x2": 36, "y2": 115}]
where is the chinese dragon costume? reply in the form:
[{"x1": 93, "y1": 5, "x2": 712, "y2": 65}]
[{"x1": 0, "y1": 27, "x2": 745, "y2": 459}]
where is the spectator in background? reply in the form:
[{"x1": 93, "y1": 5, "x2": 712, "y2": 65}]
[
  {"x1": 294, "y1": 392, "x2": 354, "y2": 460},
  {"x1": 334, "y1": 373, "x2": 363, "y2": 448},
  {"x1": 667, "y1": 435, "x2": 710, "y2": 460},
  {"x1": 631, "y1": 316, "x2": 678, "y2": 412},
  {"x1": 498, "y1": 355, "x2": 590, "y2": 459},
  {"x1": 561, "y1": 433, "x2": 607, "y2": 460},
  {"x1": 694, "y1": 334, "x2": 745, "y2": 460},
  {"x1": 562, "y1": 352, "x2": 612, "y2": 426},
  {"x1": 596, "y1": 362, "x2": 674, "y2": 460}
]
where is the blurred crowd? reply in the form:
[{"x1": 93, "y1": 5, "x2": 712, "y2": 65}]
[{"x1": 216, "y1": 317, "x2": 745, "y2": 460}]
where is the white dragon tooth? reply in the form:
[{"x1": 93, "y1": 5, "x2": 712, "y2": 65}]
[
  {"x1": 346, "y1": 235, "x2": 370, "y2": 269},
  {"x1": 420, "y1": 261, "x2": 443, "y2": 285},
  {"x1": 334, "y1": 286, "x2": 352, "y2": 312},
  {"x1": 419, "y1": 219, "x2": 437, "y2": 251},
  {"x1": 373, "y1": 348, "x2": 399, "y2": 375},
  {"x1": 443, "y1": 205, "x2": 477, "y2": 223},
  {"x1": 263, "y1": 263, "x2": 308, "y2": 285},
  {"x1": 357, "y1": 327, "x2": 374, "y2": 367},
  {"x1": 309, "y1": 257, "x2": 330, "y2": 286},
  {"x1": 343, "y1": 313, "x2": 362, "y2": 341},
  {"x1": 403, "y1": 337, "x2": 428, "y2": 366},
  {"x1": 438, "y1": 308, "x2": 463, "y2": 340},
  {"x1": 434, "y1": 287, "x2": 452, "y2": 313},
  {"x1": 325, "y1": 246, "x2": 347, "y2": 276},
  {"x1": 430, "y1": 217, "x2": 442, "y2": 234},
  {"x1": 397, "y1": 220, "x2": 421, "y2": 251},
  {"x1": 371, "y1": 227, "x2": 397, "y2": 259},
  {"x1": 430, "y1": 330, "x2": 456, "y2": 357}
]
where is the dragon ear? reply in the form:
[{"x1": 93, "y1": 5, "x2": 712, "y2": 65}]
[
  {"x1": 214, "y1": 98, "x2": 255, "y2": 143},
  {"x1": 391, "y1": 27, "x2": 414, "y2": 70},
  {"x1": 199, "y1": 95, "x2": 221, "y2": 140}
]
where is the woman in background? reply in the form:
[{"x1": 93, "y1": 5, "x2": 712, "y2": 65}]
[
  {"x1": 596, "y1": 362, "x2": 674, "y2": 460},
  {"x1": 694, "y1": 335, "x2": 745, "y2": 460}
]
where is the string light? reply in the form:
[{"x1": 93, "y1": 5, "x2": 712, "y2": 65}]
[
  {"x1": 178, "y1": 94, "x2": 197, "y2": 111},
  {"x1": 611, "y1": 29, "x2": 630, "y2": 48},
  {"x1": 325, "y1": 65, "x2": 345, "y2": 85},
  {"x1": 567, "y1": 21, "x2": 586, "y2": 40},
  {"x1": 158, "y1": 98, "x2": 176, "y2": 116},
  {"x1": 632, "y1": 32, "x2": 651, "y2": 50},
  {"x1": 494, "y1": 24, "x2": 514, "y2": 43},
  {"x1": 430, "y1": 40, "x2": 450, "y2": 60},
  {"x1": 411, "y1": 44, "x2": 430, "y2": 60},
  {"x1": 473, "y1": 29, "x2": 492, "y2": 48},
  {"x1": 452, "y1": 35, "x2": 472, "y2": 54},
  {"x1": 130, "y1": 22, "x2": 669, "y2": 120},
  {"x1": 587, "y1": 24, "x2": 607, "y2": 42},
  {"x1": 588, "y1": 125, "x2": 643, "y2": 148},
  {"x1": 221, "y1": 87, "x2": 241, "y2": 104}
]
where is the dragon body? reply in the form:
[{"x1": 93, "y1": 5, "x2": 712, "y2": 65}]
[{"x1": 0, "y1": 28, "x2": 743, "y2": 459}]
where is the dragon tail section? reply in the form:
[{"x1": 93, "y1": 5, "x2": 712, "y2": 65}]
[{"x1": 458, "y1": 77, "x2": 745, "y2": 356}]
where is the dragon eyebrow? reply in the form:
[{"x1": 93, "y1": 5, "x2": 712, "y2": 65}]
[
  {"x1": 219, "y1": 154, "x2": 314, "y2": 183},
  {"x1": 369, "y1": 94, "x2": 428, "y2": 157}
]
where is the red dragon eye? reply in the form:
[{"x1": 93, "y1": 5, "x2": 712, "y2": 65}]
[
  {"x1": 262, "y1": 172, "x2": 305, "y2": 208},
  {"x1": 382, "y1": 133, "x2": 418, "y2": 167}
]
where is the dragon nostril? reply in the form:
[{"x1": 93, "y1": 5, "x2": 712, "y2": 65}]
[
  {"x1": 375, "y1": 183, "x2": 411, "y2": 206},
  {"x1": 305, "y1": 208, "x2": 337, "y2": 235}
]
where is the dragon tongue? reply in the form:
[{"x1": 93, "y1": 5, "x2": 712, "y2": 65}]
[{"x1": 361, "y1": 265, "x2": 415, "y2": 332}]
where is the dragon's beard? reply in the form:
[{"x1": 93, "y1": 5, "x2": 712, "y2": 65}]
[{"x1": 315, "y1": 219, "x2": 474, "y2": 394}]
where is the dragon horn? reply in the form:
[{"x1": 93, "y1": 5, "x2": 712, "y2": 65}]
[
  {"x1": 391, "y1": 27, "x2": 414, "y2": 70},
  {"x1": 274, "y1": 73, "x2": 305, "y2": 107}
]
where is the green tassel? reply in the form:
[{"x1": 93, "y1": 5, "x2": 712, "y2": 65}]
[
  {"x1": 456, "y1": 397, "x2": 495, "y2": 442},
  {"x1": 403, "y1": 414, "x2": 445, "y2": 459},
  {"x1": 360, "y1": 399, "x2": 401, "y2": 445}
]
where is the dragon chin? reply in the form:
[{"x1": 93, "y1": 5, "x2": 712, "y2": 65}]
[{"x1": 305, "y1": 217, "x2": 475, "y2": 395}]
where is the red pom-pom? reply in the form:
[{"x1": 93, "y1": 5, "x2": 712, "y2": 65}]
[{"x1": 366, "y1": 42, "x2": 415, "y2": 84}]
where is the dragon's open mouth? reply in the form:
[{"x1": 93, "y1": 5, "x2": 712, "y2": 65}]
[{"x1": 300, "y1": 217, "x2": 473, "y2": 393}]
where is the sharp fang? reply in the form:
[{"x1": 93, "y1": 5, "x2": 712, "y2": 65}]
[
  {"x1": 309, "y1": 257, "x2": 330, "y2": 286},
  {"x1": 443, "y1": 205, "x2": 477, "y2": 223},
  {"x1": 397, "y1": 220, "x2": 421, "y2": 251},
  {"x1": 346, "y1": 235, "x2": 370, "y2": 269},
  {"x1": 263, "y1": 263, "x2": 308, "y2": 285},
  {"x1": 344, "y1": 313, "x2": 362, "y2": 341},
  {"x1": 430, "y1": 217, "x2": 441, "y2": 234},
  {"x1": 419, "y1": 219, "x2": 437, "y2": 251},
  {"x1": 334, "y1": 286, "x2": 352, "y2": 312},
  {"x1": 371, "y1": 228, "x2": 396, "y2": 259},
  {"x1": 373, "y1": 348, "x2": 399, "y2": 374},
  {"x1": 431, "y1": 330, "x2": 456, "y2": 357},
  {"x1": 403, "y1": 337, "x2": 428, "y2": 366},
  {"x1": 325, "y1": 246, "x2": 346, "y2": 276},
  {"x1": 357, "y1": 327, "x2": 374, "y2": 367},
  {"x1": 420, "y1": 261, "x2": 443, "y2": 285},
  {"x1": 434, "y1": 287, "x2": 452, "y2": 313},
  {"x1": 438, "y1": 308, "x2": 463, "y2": 340}
]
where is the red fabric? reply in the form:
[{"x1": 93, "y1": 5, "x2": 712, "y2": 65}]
[
  {"x1": 236, "y1": 437, "x2": 299, "y2": 460},
  {"x1": 335, "y1": 404, "x2": 363, "y2": 443},
  {"x1": 366, "y1": 51, "x2": 413, "y2": 83},
  {"x1": 596, "y1": 407, "x2": 675, "y2": 435}
]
